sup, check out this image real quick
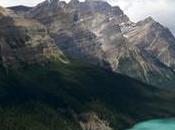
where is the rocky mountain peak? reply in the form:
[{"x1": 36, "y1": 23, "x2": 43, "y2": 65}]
[
  {"x1": 84, "y1": 0, "x2": 111, "y2": 8},
  {"x1": 68, "y1": 0, "x2": 80, "y2": 8},
  {"x1": 8, "y1": 6, "x2": 32, "y2": 12},
  {"x1": 111, "y1": 6, "x2": 124, "y2": 16},
  {"x1": 85, "y1": 0, "x2": 106, "y2": 2},
  {"x1": 69, "y1": 0, "x2": 80, "y2": 4},
  {"x1": 83, "y1": 0, "x2": 111, "y2": 13},
  {"x1": 47, "y1": 0, "x2": 60, "y2": 4},
  {"x1": 0, "y1": 6, "x2": 16, "y2": 17},
  {"x1": 144, "y1": 16, "x2": 154, "y2": 21},
  {"x1": 2, "y1": 0, "x2": 175, "y2": 88},
  {"x1": 137, "y1": 16, "x2": 156, "y2": 26},
  {"x1": 36, "y1": 0, "x2": 61, "y2": 8},
  {"x1": 29, "y1": 0, "x2": 65, "y2": 20}
]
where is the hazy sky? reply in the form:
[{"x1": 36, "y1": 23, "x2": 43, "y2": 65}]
[{"x1": 0, "y1": 0, "x2": 174, "y2": 35}]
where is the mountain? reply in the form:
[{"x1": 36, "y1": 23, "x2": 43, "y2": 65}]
[
  {"x1": 0, "y1": 6, "x2": 16, "y2": 17},
  {"x1": 124, "y1": 17, "x2": 175, "y2": 69},
  {"x1": 8, "y1": 5, "x2": 32, "y2": 12},
  {"x1": 8, "y1": 5, "x2": 32, "y2": 16},
  {"x1": 0, "y1": 2, "x2": 175, "y2": 130},
  {"x1": 0, "y1": 7, "x2": 67, "y2": 68},
  {"x1": 22, "y1": 0, "x2": 175, "y2": 88}
]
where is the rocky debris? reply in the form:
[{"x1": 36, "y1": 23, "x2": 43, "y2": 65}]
[{"x1": 79, "y1": 113, "x2": 113, "y2": 130}]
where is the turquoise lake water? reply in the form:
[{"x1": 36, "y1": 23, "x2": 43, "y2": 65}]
[{"x1": 127, "y1": 119, "x2": 175, "y2": 130}]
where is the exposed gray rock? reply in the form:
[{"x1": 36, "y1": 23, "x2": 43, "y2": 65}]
[
  {"x1": 1, "y1": 0, "x2": 175, "y2": 88},
  {"x1": 0, "y1": 10, "x2": 67, "y2": 68},
  {"x1": 26, "y1": 0, "x2": 175, "y2": 88}
]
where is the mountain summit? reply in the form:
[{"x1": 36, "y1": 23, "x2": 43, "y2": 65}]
[
  {"x1": 2, "y1": 0, "x2": 175, "y2": 88},
  {"x1": 23, "y1": 0, "x2": 175, "y2": 88}
]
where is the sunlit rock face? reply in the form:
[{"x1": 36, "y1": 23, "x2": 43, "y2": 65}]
[
  {"x1": 6, "y1": 0, "x2": 175, "y2": 88},
  {"x1": 0, "y1": 7, "x2": 66, "y2": 67},
  {"x1": 124, "y1": 17, "x2": 175, "y2": 69},
  {"x1": 0, "y1": 6, "x2": 16, "y2": 17}
]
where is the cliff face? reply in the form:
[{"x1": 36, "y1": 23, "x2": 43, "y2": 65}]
[
  {"x1": 25, "y1": 0, "x2": 175, "y2": 88},
  {"x1": 0, "y1": 6, "x2": 16, "y2": 17},
  {"x1": 4, "y1": 0, "x2": 175, "y2": 87},
  {"x1": 0, "y1": 7, "x2": 67, "y2": 68},
  {"x1": 124, "y1": 17, "x2": 175, "y2": 69}
]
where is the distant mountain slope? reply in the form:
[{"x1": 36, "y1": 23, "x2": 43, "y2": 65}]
[
  {"x1": 8, "y1": 5, "x2": 32, "y2": 12},
  {"x1": 7, "y1": 5, "x2": 32, "y2": 16},
  {"x1": 0, "y1": 6, "x2": 16, "y2": 17},
  {"x1": 0, "y1": 60, "x2": 175, "y2": 130}
]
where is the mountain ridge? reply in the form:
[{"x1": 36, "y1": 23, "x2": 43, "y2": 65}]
[{"x1": 3, "y1": 0, "x2": 175, "y2": 88}]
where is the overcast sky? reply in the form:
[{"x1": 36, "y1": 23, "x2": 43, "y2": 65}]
[{"x1": 0, "y1": 0, "x2": 174, "y2": 35}]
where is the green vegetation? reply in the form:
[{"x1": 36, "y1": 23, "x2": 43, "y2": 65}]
[{"x1": 0, "y1": 60, "x2": 175, "y2": 130}]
